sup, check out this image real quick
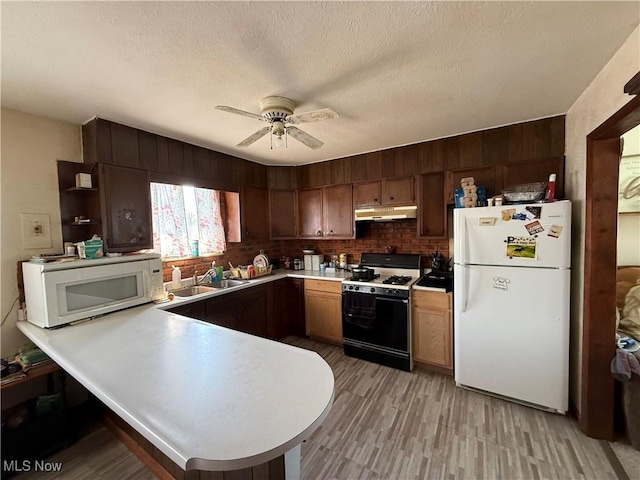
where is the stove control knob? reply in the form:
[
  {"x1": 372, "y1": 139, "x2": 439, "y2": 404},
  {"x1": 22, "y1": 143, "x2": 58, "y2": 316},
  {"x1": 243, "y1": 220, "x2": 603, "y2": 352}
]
[
  {"x1": 349, "y1": 285, "x2": 354, "y2": 290},
  {"x1": 370, "y1": 287, "x2": 375, "y2": 293},
  {"x1": 355, "y1": 286, "x2": 360, "y2": 291}
]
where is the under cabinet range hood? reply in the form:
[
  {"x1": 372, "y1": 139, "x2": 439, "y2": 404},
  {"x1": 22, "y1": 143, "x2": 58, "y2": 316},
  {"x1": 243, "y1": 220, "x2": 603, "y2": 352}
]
[{"x1": 354, "y1": 205, "x2": 418, "y2": 222}]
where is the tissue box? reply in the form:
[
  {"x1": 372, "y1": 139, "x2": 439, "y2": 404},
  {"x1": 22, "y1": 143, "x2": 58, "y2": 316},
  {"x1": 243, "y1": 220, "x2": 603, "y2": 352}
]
[
  {"x1": 311, "y1": 254, "x2": 323, "y2": 270},
  {"x1": 78, "y1": 235, "x2": 104, "y2": 259},
  {"x1": 304, "y1": 254, "x2": 313, "y2": 270},
  {"x1": 75, "y1": 173, "x2": 92, "y2": 189}
]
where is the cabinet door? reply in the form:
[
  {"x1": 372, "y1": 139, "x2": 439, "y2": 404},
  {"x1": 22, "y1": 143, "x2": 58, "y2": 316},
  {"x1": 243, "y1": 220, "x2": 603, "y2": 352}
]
[
  {"x1": 412, "y1": 291, "x2": 452, "y2": 369},
  {"x1": 241, "y1": 186, "x2": 269, "y2": 240},
  {"x1": 304, "y1": 280, "x2": 343, "y2": 345},
  {"x1": 354, "y1": 181, "x2": 381, "y2": 207},
  {"x1": 204, "y1": 295, "x2": 238, "y2": 330},
  {"x1": 411, "y1": 305, "x2": 452, "y2": 368},
  {"x1": 418, "y1": 172, "x2": 446, "y2": 238},
  {"x1": 445, "y1": 166, "x2": 496, "y2": 204},
  {"x1": 167, "y1": 301, "x2": 206, "y2": 320},
  {"x1": 237, "y1": 287, "x2": 268, "y2": 337},
  {"x1": 298, "y1": 188, "x2": 324, "y2": 238},
  {"x1": 269, "y1": 189, "x2": 297, "y2": 239},
  {"x1": 383, "y1": 176, "x2": 414, "y2": 206},
  {"x1": 100, "y1": 164, "x2": 153, "y2": 252},
  {"x1": 323, "y1": 184, "x2": 353, "y2": 238},
  {"x1": 270, "y1": 278, "x2": 305, "y2": 340},
  {"x1": 305, "y1": 290, "x2": 343, "y2": 345}
]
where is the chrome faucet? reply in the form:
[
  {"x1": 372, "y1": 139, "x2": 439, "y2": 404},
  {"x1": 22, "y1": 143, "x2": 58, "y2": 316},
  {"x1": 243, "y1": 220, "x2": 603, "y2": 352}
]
[{"x1": 195, "y1": 268, "x2": 216, "y2": 286}]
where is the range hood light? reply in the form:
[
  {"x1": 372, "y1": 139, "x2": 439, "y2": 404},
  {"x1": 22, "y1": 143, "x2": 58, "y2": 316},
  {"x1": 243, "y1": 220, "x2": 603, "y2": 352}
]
[{"x1": 354, "y1": 205, "x2": 418, "y2": 222}]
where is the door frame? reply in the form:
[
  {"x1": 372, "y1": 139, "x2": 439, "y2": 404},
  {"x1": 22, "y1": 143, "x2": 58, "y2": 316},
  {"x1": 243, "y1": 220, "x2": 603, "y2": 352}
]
[{"x1": 580, "y1": 92, "x2": 640, "y2": 439}]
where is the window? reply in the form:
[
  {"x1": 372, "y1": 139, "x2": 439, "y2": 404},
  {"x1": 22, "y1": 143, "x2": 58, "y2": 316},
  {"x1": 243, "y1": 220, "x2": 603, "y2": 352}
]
[{"x1": 150, "y1": 182, "x2": 226, "y2": 258}]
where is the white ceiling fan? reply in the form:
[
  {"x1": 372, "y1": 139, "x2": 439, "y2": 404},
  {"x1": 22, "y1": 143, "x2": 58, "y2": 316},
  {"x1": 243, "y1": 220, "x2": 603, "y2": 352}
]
[{"x1": 216, "y1": 96, "x2": 339, "y2": 150}]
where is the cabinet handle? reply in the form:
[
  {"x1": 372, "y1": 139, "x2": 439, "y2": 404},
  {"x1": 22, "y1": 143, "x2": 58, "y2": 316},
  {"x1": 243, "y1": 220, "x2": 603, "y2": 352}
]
[
  {"x1": 328, "y1": 230, "x2": 334, "y2": 236},
  {"x1": 390, "y1": 196, "x2": 394, "y2": 200},
  {"x1": 316, "y1": 230, "x2": 322, "y2": 236},
  {"x1": 374, "y1": 198, "x2": 378, "y2": 202}
]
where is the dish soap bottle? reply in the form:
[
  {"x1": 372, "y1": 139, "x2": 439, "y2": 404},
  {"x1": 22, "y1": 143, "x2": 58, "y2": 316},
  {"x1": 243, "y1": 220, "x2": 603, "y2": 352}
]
[
  {"x1": 211, "y1": 261, "x2": 218, "y2": 282},
  {"x1": 171, "y1": 265, "x2": 181, "y2": 290}
]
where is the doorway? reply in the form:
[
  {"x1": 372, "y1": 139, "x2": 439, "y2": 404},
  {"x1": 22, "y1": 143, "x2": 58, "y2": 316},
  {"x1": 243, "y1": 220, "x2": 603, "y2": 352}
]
[{"x1": 581, "y1": 92, "x2": 640, "y2": 439}]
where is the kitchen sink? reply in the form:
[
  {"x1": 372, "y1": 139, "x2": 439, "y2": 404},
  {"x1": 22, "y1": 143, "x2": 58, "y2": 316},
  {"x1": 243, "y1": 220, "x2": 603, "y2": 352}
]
[
  {"x1": 171, "y1": 286, "x2": 217, "y2": 297},
  {"x1": 203, "y1": 279, "x2": 248, "y2": 289}
]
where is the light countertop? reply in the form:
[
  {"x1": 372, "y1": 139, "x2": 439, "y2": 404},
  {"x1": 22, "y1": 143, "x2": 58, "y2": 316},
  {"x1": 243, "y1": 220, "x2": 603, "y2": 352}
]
[{"x1": 17, "y1": 301, "x2": 334, "y2": 471}]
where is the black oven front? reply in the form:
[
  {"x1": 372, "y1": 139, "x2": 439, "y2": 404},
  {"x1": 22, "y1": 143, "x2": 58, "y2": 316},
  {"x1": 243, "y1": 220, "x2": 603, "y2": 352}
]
[{"x1": 341, "y1": 287, "x2": 411, "y2": 371}]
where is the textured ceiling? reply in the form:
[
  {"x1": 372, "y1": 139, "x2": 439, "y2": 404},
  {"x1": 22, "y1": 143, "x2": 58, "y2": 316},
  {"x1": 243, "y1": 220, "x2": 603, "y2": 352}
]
[{"x1": 2, "y1": 1, "x2": 638, "y2": 166}]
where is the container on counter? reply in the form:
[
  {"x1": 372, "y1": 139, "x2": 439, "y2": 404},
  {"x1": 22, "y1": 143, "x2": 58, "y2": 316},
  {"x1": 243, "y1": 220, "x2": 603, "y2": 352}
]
[
  {"x1": 339, "y1": 253, "x2": 347, "y2": 269},
  {"x1": 172, "y1": 265, "x2": 182, "y2": 290},
  {"x1": 191, "y1": 240, "x2": 199, "y2": 257}
]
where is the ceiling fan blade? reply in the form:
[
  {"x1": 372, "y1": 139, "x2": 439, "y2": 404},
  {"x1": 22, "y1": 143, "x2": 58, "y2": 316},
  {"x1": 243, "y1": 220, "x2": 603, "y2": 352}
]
[
  {"x1": 236, "y1": 126, "x2": 271, "y2": 148},
  {"x1": 286, "y1": 126, "x2": 324, "y2": 150},
  {"x1": 216, "y1": 105, "x2": 267, "y2": 122},
  {"x1": 285, "y1": 108, "x2": 339, "y2": 125}
]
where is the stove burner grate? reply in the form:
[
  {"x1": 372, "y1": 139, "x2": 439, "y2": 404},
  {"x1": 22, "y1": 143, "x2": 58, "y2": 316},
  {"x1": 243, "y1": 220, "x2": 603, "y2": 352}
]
[
  {"x1": 346, "y1": 274, "x2": 380, "y2": 282},
  {"x1": 382, "y1": 275, "x2": 413, "y2": 285}
]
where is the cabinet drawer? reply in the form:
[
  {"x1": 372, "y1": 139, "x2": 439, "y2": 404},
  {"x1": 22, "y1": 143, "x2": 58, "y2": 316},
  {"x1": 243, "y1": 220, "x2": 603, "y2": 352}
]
[
  {"x1": 304, "y1": 279, "x2": 343, "y2": 294},
  {"x1": 412, "y1": 290, "x2": 451, "y2": 310}
]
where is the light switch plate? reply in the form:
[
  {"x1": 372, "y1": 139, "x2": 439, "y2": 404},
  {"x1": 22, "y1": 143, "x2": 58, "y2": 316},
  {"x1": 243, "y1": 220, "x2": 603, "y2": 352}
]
[{"x1": 21, "y1": 213, "x2": 52, "y2": 249}]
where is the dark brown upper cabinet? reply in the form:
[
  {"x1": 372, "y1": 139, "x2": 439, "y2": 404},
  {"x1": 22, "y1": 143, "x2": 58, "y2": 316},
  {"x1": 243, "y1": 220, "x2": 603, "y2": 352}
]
[
  {"x1": 269, "y1": 189, "x2": 297, "y2": 239},
  {"x1": 418, "y1": 172, "x2": 446, "y2": 238},
  {"x1": 501, "y1": 156, "x2": 565, "y2": 199},
  {"x1": 298, "y1": 188, "x2": 324, "y2": 238},
  {"x1": 99, "y1": 164, "x2": 153, "y2": 252},
  {"x1": 324, "y1": 184, "x2": 354, "y2": 238},
  {"x1": 353, "y1": 181, "x2": 381, "y2": 207},
  {"x1": 298, "y1": 185, "x2": 354, "y2": 239},
  {"x1": 444, "y1": 166, "x2": 497, "y2": 204},
  {"x1": 383, "y1": 176, "x2": 415, "y2": 206},
  {"x1": 240, "y1": 186, "x2": 269, "y2": 241},
  {"x1": 354, "y1": 176, "x2": 414, "y2": 208}
]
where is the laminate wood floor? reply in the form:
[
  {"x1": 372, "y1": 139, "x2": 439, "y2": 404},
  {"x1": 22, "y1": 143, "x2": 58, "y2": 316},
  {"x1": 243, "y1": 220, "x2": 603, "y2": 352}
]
[
  {"x1": 287, "y1": 337, "x2": 630, "y2": 480},
  {"x1": 11, "y1": 337, "x2": 635, "y2": 480}
]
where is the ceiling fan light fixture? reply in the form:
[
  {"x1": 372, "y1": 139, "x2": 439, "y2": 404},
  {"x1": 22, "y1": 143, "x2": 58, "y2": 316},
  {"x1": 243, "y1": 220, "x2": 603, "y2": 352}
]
[{"x1": 217, "y1": 96, "x2": 338, "y2": 150}]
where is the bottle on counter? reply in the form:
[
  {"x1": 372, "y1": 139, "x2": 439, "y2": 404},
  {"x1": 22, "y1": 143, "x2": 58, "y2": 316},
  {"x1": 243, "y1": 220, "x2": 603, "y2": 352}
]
[
  {"x1": 545, "y1": 173, "x2": 556, "y2": 202},
  {"x1": 339, "y1": 253, "x2": 347, "y2": 269},
  {"x1": 171, "y1": 265, "x2": 181, "y2": 290}
]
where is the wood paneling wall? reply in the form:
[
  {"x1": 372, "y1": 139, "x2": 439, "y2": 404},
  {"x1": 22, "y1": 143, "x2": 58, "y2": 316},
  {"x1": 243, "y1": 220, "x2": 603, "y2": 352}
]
[{"x1": 296, "y1": 116, "x2": 565, "y2": 189}]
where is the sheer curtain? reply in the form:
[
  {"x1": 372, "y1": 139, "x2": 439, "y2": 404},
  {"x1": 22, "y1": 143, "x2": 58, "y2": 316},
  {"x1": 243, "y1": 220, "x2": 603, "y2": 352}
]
[{"x1": 150, "y1": 183, "x2": 226, "y2": 257}]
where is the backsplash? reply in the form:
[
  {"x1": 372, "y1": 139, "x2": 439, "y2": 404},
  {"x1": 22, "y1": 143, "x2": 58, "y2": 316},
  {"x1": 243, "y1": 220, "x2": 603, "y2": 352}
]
[{"x1": 161, "y1": 219, "x2": 449, "y2": 281}]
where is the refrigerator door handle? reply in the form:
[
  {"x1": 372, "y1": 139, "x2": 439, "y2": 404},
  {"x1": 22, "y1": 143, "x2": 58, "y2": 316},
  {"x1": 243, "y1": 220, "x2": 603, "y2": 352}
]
[
  {"x1": 462, "y1": 266, "x2": 469, "y2": 312},
  {"x1": 455, "y1": 214, "x2": 468, "y2": 266}
]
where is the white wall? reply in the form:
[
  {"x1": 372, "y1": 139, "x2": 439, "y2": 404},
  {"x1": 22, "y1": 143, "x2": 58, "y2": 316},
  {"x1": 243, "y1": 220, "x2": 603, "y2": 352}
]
[
  {"x1": 0, "y1": 108, "x2": 81, "y2": 357},
  {"x1": 565, "y1": 26, "x2": 640, "y2": 413}
]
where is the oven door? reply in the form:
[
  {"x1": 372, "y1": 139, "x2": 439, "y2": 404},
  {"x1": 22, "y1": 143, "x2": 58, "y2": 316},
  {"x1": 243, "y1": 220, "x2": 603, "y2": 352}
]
[{"x1": 342, "y1": 291, "x2": 409, "y2": 353}]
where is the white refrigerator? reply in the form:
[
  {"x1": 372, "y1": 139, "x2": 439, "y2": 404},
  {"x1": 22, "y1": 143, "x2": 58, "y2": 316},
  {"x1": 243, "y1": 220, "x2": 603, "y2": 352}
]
[{"x1": 453, "y1": 200, "x2": 571, "y2": 413}]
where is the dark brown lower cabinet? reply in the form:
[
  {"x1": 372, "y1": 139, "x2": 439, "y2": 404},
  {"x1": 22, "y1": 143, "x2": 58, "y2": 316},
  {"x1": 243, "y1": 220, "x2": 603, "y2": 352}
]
[
  {"x1": 166, "y1": 279, "x2": 304, "y2": 340},
  {"x1": 165, "y1": 301, "x2": 205, "y2": 320},
  {"x1": 236, "y1": 286, "x2": 268, "y2": 337},
  {"x1": 270, "y1": 278, "x2": 305, "y2": 340}
]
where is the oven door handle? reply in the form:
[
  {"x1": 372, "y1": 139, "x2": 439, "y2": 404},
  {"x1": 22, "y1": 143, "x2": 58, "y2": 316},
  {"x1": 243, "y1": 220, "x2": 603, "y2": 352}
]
[{"x1": 376, "y1": 297, "x2": 408, "y2": 305}]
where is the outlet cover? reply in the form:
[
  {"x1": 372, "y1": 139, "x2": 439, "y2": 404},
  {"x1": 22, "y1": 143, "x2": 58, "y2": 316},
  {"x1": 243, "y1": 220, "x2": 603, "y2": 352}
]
[{"x1": 21, "y1": 213, "x2": 52, "y2": 249}]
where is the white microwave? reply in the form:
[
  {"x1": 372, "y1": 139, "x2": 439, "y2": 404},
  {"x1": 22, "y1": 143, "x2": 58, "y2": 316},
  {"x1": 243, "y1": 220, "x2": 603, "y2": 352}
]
[{"x1": 22, "y1": 254, "x2": 165, "y2": 328}]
